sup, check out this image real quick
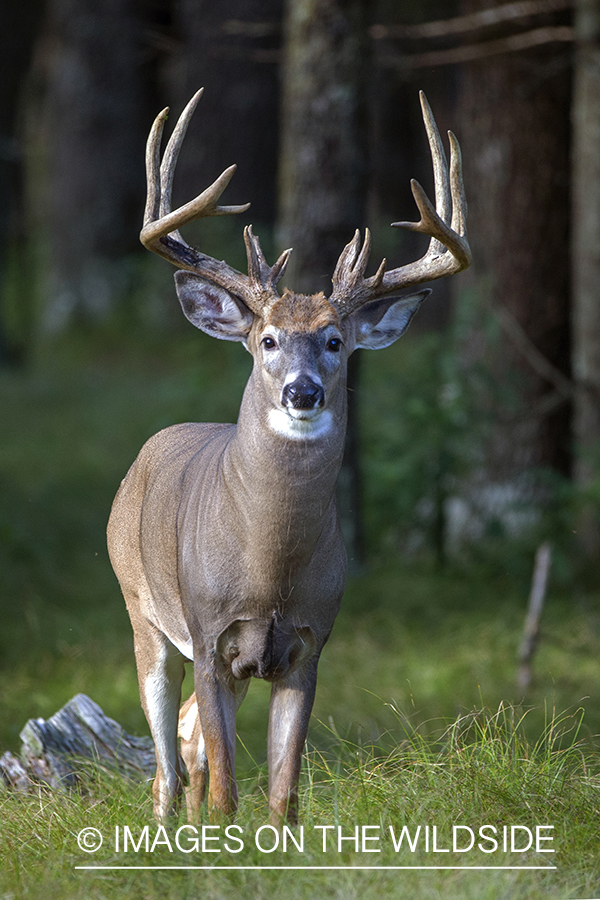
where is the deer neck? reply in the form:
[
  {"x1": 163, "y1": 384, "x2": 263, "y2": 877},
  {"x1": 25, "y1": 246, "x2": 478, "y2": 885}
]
[{"x1": 221, "y1": 365, "x2": 347, "y2": 565}]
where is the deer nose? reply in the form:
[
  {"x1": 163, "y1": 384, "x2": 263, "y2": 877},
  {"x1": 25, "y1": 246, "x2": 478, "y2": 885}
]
[{"x1": 282, "y1": 378, "x2": 325, "y2": 410}]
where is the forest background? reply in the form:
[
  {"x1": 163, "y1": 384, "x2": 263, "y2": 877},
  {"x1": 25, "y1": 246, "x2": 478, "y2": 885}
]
[{"x1": 2, "y1": 1, "x2": 600, "y2": 897}]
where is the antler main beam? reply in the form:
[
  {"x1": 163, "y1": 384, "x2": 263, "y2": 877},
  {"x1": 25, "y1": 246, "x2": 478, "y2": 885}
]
[
  {"x1": 330, "y1": 91, "x2": 471, "y2": 317},
  {"x1": 140, "y1": 89, "x2": 291, "y2": 315}
]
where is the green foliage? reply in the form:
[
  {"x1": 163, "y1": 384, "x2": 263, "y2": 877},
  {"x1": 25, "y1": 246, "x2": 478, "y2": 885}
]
[
  {"x1": 0, "y1": 238, "x2": 39, "y2": 365},
  {"x1": 360, "y1": 296, "x2": 493, "y2": 566},
  {"x1": 358, "y1": 290, "x2": 600, "y2": 593}
]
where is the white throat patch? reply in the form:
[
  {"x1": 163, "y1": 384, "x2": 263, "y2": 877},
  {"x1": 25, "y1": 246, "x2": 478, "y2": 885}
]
[{"x1": 267, "y1": 408, "x2": 333, "y2": 440}]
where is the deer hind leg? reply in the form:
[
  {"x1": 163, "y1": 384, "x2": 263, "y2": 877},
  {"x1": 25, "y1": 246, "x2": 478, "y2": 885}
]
[
  {"x1": 179, "y1": 679, "x2": 250, "y2": 822},
  {"x1": 178, "y1": 693, "x2": 207, "y2": 823},
  {"x1": 127, "y1": 603, "x2": 185, "y2": 821}
]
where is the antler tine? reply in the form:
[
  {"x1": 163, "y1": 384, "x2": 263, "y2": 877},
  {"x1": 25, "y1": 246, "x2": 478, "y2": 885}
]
[
  {"x1": 244, "y1": 225, "x2": 271, "y2": 285},
  {"x1": 140, "y1": 90, "x2": 250, "y2": 257},
  {"x1": 449, "y1": 131, "x2": 467, "y2": 237},
  {"x1": 332, "y1": 229, "x2": 362, "y2": 285},
  {"x1": 393, "y1": 180, "x2": 461, "y2": 253},
  {"x1": 140, "y1": 90, "x2": 289, "y2": 316},
  {"x1": 332, "y1": 228, "x2": 378, "y2": 283},
  {"x1": 159, "y1": 89, "x2": 203, "y2": 234},
  {"x1": 242, "y1": 226, "x2": 293, "y2": 305},
  {"x1": 329, "y1": 93, "x2": 471, "y2": 317},
  {"x1": 143, "y1": 106, "x2": 169, "y2": 231},
  {"x1": 330, "y1": 229, "x2": 386, "y2": 314},
  {"x1": 269, "y1": 247, "x2": 293, "y2": 288},
  {"x1": 419, "y1": 90, "x2": 451, "y2": 256}
]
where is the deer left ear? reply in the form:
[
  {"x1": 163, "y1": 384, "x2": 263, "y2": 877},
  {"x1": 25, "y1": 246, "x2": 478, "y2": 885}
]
[{"x1": 352, "y1": 289, "x2": 430, "y2": 350}]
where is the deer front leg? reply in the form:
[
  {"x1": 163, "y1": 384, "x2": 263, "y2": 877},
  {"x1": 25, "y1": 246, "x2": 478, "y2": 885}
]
[
  {"x1": 127, "y1": 606, "x2": 186, "y2": 820},
  {"x1": 267, "y1": 658, "x2": 319, "y2": 825},
  {"x1": 193, "y1": 657, "x2": 239, "y2": 818}
]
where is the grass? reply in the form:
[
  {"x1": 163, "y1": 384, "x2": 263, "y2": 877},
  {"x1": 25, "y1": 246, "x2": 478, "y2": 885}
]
[
  {"x1": 1, "y1": 326, "x2": 600, "y2": 897},
  {"x1": 1, "y1": 705, "x2": 598, "y2": 899}
]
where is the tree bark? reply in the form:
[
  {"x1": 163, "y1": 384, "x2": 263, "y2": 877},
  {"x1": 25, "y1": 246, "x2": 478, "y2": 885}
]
[
  {"x1": 278, "y1": 0, "x2": 368, "y2": 294},
  {"x1": 167, "y1": 0, "x2": 283, "y2": 230},
  {"x1": 457, "y1": 0, "x2": 572, "y2": 486},
  {"x1": 31, "y1": 0, "x2": 151, "y2": 329},
  {"x1": 278, "y1": 0, "x2": 369, "y2": 567},
  {"x1": 0, "y1": 0, "x2": 45, "y2": 363},
  {"x1": 572, "y1": 0, "x2": 600, "y2": 550}
]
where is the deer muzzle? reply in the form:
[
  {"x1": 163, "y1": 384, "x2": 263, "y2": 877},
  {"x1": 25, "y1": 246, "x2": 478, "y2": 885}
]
[{"x1": 281, "y1": 377, "x2": 325, "y2": 412}]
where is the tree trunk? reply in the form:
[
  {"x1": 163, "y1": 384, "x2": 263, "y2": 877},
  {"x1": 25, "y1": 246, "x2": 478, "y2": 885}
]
[
  {"x1": 166, "y1": 0, "x2": 283, "y2": 231},
  {"x1": 30, "y1": 0, "x2": 151, "y2": 329},
  {"x1": 278, "y1": 0, "x2": 369, "y2": 567},
  {"x1": 457, "y1": 0, "x2": 572, "y2": 490},
  {"x1": 0, "y1": 0, "x2": 45, "y2": 363},
  {"x1": 572, "y1": 0, "x2": 600, "y2": 551}
]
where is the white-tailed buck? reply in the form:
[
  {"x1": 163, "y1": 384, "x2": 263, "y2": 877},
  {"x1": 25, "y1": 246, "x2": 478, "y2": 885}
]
[{"x1": 107, "y1": 89, "x2": 470, "y2": 823}]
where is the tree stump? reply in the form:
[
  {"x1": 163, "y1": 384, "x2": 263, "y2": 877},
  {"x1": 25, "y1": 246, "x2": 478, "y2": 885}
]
[{"x1": 0, "y1": 693, "x2": 154, "y2": 791}]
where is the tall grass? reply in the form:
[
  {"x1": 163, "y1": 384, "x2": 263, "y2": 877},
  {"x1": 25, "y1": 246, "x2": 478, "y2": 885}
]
[{"x1": 1, "y1": 704, "x2": 598, "y2": 899}]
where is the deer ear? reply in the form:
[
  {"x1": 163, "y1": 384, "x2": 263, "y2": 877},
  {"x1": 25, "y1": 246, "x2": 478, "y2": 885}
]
[
  {"x1": 174, "y1": 271, "x2": 254, "y2": 342},
  {"x1": 352, "y1": 290, "x2": 430, "y2": 350}
]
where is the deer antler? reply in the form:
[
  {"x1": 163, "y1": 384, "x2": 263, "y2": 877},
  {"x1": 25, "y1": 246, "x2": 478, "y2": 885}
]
[
  {"x1": 141, "y1": 89, "x2": 292, "y2": 315},
  {"x1": 329, "y1": 92, "x2": 471, "y2": 317}
]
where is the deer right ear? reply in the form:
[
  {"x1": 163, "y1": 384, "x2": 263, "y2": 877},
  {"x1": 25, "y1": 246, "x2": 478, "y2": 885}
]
[{"x1": 174, "y1": 271, "x2": 254, "y2": 342}]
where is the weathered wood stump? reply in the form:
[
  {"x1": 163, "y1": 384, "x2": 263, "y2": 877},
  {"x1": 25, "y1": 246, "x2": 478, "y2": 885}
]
[{"x1": 0, "y1": 693, "x2": 154, "y2": 791}]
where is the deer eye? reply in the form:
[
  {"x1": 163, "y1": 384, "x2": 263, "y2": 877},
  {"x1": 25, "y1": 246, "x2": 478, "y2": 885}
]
[
  {"x1": 327, "y1": 337, "x2": 342, "y2": 352},
  {"x1": 261, "y1": 336, "x2": 278, "y2": 350}
]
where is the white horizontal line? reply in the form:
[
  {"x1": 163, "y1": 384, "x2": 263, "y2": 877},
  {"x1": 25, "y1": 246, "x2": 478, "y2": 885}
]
[{"x1": 75, "y1": 865, "x2": 557, "y2": 871}]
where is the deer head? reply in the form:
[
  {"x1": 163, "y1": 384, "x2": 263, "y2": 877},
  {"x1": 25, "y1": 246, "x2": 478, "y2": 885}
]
[{"x1": 140, "y1": 89, "x2": 470, "y2": 441}]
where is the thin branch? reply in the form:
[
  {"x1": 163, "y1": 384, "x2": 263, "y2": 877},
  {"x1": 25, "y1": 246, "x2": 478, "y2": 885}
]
[
  {"x1": 221, "y1": 19, "x2": 281, "y2": 38},
  {"x1": 491, "y1": 303, "x2": 600, "y2": 410},
  {"x1": 517, "y1": 543, "x2": 552, "y2": 693},
  {"x1": 378, "y1": 26, "x2": 574, "y2": 69},
  {"x1": 493, "y1": 387, "x2": 568, "y2": 425},
  {"x1": 370, "y1": 0, "x2": 574, "y2": 41},
  {"x1": 205, "y1": 44, "x2": 281, "y2": 64},
  {"x1": 494, "y1": 304, "x2": 575, "y2": 398}
]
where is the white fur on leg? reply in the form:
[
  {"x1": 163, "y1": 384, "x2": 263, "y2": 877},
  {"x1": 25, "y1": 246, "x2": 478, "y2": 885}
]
[{"x1": 144, "y1": 652, "x2": 183, "y2": 813}]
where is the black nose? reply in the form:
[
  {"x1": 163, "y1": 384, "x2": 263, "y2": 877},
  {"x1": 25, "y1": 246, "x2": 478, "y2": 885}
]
[{"x1": 282, "y1": 378, "x2": 325, "y2": 410}]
